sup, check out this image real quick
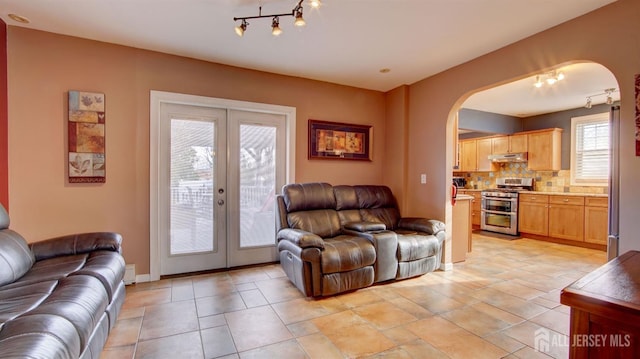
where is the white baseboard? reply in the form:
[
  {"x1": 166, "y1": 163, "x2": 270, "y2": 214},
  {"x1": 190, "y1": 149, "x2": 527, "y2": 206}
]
[
  {"x1": 135, "y1": 274, "x2": 151, "y2": 283},
  {"x1": 439, "y1": 262, "x2": 453, "y2": 271}
]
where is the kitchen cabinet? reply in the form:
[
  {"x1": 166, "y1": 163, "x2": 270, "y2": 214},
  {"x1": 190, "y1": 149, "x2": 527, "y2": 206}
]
[
  {"x1": 459, "y1": 190, "x2": 482, "y2": 227},
  {"x1": 492, "y1": 133, "x2": 528, "y2": 154},
  {"x1": 476, "y1": 138, "x2": 496, "y2": 171},
  {"x1": 527, "y1": 128, "x2": 562, "y2": 171},
  {"x1": 459, "y1": 138, "x2": 495, "y2": 172},
  {"x1": 453, "y1": 112, "x2": 460, "y2": 170},
  {"x1": 548, "y1": 195, "x2": 585, "y2": 241},
  {"x1": 584, "y1": 197, "x2": 608, "y2": 245},
  {"x1": 459, "y1": 139, "x2": 476, "y2": 172},
  {"x1": 519, "y1": 193, "x2": 608, "y2": 247},
  {"x1": 452, "y1": 194, "x2": 472, "y2": 263},
  {"x1": 518, "y1": 193, "x2": 549, "y2": 236}
]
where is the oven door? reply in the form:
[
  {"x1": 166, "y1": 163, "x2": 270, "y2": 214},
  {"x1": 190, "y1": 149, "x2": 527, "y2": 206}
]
[
  {"x1": 481, "y1": 196, "x2": 517, "y2": 213},
  {"x1": 481, "y1": 209, "x2": 518, "y2": 235}
]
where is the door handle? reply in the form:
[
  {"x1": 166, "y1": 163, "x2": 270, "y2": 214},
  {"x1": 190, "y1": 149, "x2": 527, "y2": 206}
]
[{"x1": 217, "y1": 199, "x2": 225, "y2": 206}]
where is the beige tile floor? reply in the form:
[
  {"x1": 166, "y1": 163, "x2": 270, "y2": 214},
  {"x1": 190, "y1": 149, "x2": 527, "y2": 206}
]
[{"x1": 102, "y1": 233, "x2": 607, "y2": 359}]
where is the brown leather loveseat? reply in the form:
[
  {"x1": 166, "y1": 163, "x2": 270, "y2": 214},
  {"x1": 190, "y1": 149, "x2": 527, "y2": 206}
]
[
  {"x1": 276, "y1": 182, "x2": 445, "y2": 297},
  {"x1": 0, "y1": 204, "x2": 125, "y2": 359}
]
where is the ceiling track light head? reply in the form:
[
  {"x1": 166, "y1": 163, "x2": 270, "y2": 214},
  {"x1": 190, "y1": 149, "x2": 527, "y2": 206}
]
[
  {"x1": 233, "y1": 0, "x2": 309, "y2": 37},
  {"x1": 585, "y1": 88, "x2": 617, "y2": 108},
  {"x1": 271, "y1": 16, "x2": 282, "y2": 36},
  {"x1": 533, "y1": 70, "x2": 565, "y2": 87},
  {"x1": 294, "y1": 7, "x2": 306, "y2": 27},
  {"x1": 235, "y1": 19, "x2": 248, "y2": 37}
]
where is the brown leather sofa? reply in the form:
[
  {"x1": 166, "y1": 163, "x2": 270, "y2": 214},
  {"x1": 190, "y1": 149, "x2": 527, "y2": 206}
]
[
  {"x1": 276, "y1": 183, "x2": 445, "y2": 297},
  {"x1": 0, "y1": 204, "x2": 126, "y2": 359}
]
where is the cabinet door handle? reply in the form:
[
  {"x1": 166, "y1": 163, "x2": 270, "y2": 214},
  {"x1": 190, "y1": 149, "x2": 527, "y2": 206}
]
[{"x1": 563, "y1": 199, "x2": 569, "y2": 202}]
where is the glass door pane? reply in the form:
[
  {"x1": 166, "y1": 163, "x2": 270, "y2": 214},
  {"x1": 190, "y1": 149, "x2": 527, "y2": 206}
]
[
  {"x1": 159, "y1": 103, "x2": 227, "y2": 276},
  {"x1": 170, "y1": 119, "x2": 215, "y2": 254},
  {"x1": 227, "y1": 110, "x2": 284, "y2": 267},
  {"x1": 239, "y1": 124, "x2": 277, "y2": 248}
]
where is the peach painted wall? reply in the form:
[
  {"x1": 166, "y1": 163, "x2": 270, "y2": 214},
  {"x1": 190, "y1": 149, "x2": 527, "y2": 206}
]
[
  {"x1": 382, "y1": 85, "x2": 409, "y2": 213},
  {"x1": 7, "y1": 27, "x2": 385, "y2": 274},
  {"x1": 403, "y1": 0, "x2": 640, "y2": 258}
]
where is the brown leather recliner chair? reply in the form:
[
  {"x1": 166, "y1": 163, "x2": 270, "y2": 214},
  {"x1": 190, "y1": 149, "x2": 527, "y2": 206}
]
[
  {"x1": 335, "y1": 185, "x2": 445, "y2": 282},
  {"x1": 276, "y1": 182, "x2": 376, "y2": 297}
]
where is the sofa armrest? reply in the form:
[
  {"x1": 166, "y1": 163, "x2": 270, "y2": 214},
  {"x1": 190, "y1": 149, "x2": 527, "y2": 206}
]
[
  {"x1": 30, "y1": 232, "x2": 122, "y2": 261},
  {"x1": 344, "y1": 221, "x2": 386, "y2": 232},
  {"x1": 344, "y1": 222, "x2": 387, "y2": 232},
  {"x1": 398, "y1": 218, "x2": 445, "y2": 236},
  {"x1": 277, "y1": 228, "x2": 325, "y2": 249}
]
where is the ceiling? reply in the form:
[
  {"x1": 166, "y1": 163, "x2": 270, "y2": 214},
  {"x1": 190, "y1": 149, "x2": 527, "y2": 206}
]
[
  {"x1": 0, "y1": 0, "x2": 619, "y2": 115},
  {"x1": 462, "y1": 62, "x2": 620, "y2": 118}
]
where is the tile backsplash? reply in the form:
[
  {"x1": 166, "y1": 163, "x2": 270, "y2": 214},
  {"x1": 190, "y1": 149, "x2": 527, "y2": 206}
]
[{"x1": 454, "y1": 162, "x2": 608, "y2": 194}]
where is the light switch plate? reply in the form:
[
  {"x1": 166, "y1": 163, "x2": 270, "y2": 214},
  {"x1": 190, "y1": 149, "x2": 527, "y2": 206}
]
[{"x1": 420, "y1": 174, "x2": 427, "y2": 184}]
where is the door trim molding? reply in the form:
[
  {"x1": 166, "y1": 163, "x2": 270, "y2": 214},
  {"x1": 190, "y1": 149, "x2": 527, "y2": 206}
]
[{"x1": 149, "y1": 91, "x2": 296, "y2": 281}]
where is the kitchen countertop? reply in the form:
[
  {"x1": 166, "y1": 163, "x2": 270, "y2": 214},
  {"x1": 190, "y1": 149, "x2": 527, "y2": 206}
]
[
  {"x1": 455, "y1": 194, "x2": 474, "y2": 200},
  {"x1": 458, "y1": 188, "x2": 608, "y2": 197},
  {"x1": 519, "y1": 191, "x2": 608, "y2": 198}
]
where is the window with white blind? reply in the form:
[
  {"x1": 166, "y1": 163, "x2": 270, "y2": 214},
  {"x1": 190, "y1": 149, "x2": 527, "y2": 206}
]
[{"x1": 570, "y1": 113, "x2": 610, "y2": 186}]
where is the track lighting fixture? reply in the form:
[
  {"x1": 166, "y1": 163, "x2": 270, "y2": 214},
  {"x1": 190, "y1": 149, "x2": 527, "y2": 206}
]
[
  {"x1": 234, "y1": 0, "x2": 320, "y2": 37},
  {"x1": 584, "y1": 88, "x2": 617, "y2": 108},
  {"x1": 235, "y1": 19, "x2": 248, "y2": 37},
  {"x1": 533, "y1": 70, "x2": 565, "y2": 87},
  {"x1": 271, "y1": 17, "x2": 282, "y2": 36}
]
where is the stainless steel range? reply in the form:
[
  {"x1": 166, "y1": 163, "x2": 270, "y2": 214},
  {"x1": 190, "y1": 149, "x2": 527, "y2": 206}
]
[{"x1": 481, "y1": 177, "x2": 534, "y2": 236}]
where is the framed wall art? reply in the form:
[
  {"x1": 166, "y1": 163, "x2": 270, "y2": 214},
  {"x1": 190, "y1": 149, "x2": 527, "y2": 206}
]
[
  {"x1": 68, "y1": 90, "x2": 106, "y2": 183},
  {"x1": 308, "y1": 119, "x2": 372, "y2": 161}
]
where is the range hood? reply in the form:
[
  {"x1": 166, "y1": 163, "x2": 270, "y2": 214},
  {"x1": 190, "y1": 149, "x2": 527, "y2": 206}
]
[{"x1": 488, "y1": 152, "x2": 528, "y2": 163}]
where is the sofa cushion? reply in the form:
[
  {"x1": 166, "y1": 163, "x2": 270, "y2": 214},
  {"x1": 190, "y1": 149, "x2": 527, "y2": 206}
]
[
  {"x1": 287, "y1": 209, "x2": 341, "y2": 239},
  {"x1": 72, "y1": 251, "x2": 126, "y2": 302},
  {"x1": 361, "y1": 208, "x2": 401, "y2": 230},
  {"x1": 283, "y1": 182, "x2": 336, "y2": 212},
  {"x1": 0, "y1": 280, "x2": 57, "y2": 325},
  {"x1": 3, "y1": 254, "x2": 87, "y2": 290},
  {"x1": 25, "y1": 275, "x2": 109, "y2": 350},
  {"x1": 0, "y1": 229, "x2": 36, "y2": 287},
  {"x1": 334, "y1": 185, "x2": 359, "y2": 210},
  {"x1": 354, "y1": 185, "x2": 397, "y2": 209},
  {"x1": 0, "y1": 313, "x2": 82, "y2": 359},
  {"x1": 396, "y1": 234, "x2": 440, "y2": 262},
  {"x1": 321, "y1": 236, "x2": 376, "y2": 274}
]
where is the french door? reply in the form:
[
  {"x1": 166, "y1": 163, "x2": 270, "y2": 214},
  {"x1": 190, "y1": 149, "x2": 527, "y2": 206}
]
[{"x1": 155, "y1": 102, "x2": 286, "y2": 276}]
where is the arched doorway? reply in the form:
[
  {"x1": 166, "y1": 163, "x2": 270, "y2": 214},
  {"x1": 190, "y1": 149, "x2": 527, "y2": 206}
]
[{"x1": 447, "y1": 61, "x2": 620, "y2": 266}]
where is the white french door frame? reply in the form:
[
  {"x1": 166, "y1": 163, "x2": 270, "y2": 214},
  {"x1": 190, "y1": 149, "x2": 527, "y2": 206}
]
[{"x1": 150, "y1": 91, "x2": 296, "y2": 281}]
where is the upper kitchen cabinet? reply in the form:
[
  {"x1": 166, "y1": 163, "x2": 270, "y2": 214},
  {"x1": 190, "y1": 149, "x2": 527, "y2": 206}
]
[
  {"x1": 476, "y1": 138, "x2": 495, "y2": 171},
  {"x1": 492, "y1": 133, "x2": 527, "y2": 154},
  {"x1": 459, "y1": 138, "x2": 496, "y2": 172},
  {"x1": 527, "y1": 128, "x2": 562, "y2": 171},
  {"x1": 459, "y1": 139, "x2": 477, "y2": 172}
]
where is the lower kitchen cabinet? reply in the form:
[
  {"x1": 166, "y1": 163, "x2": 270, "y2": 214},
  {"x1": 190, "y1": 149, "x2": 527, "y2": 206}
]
[
  {"x1": 452, "y1": 195, "x2": 472, "y2": 263},
  {"x1": 460, "y1": 190, "x2": 481, "y2": 227},
  {"x1": 518, "y1": 194, "x2": 549, "y2": 236},
  {"x1": 548, "y1": 195, "x2": 584, "y2": 242},
  {"x1": 584, "y1": 197, "x2": 609, "y2": 245},
  {"x1": 519, "y1": 193, "x2": 608, "y2": 248}
]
